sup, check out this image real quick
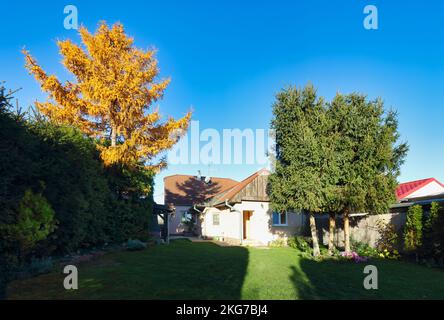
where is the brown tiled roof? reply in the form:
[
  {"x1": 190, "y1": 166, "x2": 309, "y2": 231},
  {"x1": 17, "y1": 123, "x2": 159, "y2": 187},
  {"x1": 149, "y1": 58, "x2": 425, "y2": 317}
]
[{"x1": 164, "y1": 175, "x2": 238, "y2": 206}]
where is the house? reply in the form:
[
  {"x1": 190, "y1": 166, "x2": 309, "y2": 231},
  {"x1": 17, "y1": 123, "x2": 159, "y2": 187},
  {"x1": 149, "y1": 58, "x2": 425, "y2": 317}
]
[
  {"x1": 194, "y1": 168, "x2": 304, "y2": 246},
  {"x1": 396, "y1": 178, "x2": 444, "y2": 201},
  {"x1": 164, "y1": 173, "x2": 238, "y2": 235},
  {"x1": 390, "y1": 178, "x2": 444, "y2": 216},
  {"x1": 164, "y1": 170, "x2": 444, "y2": 247},
  {"x1": 164, "y1": 168, "x2": 304, "y2": 245}
]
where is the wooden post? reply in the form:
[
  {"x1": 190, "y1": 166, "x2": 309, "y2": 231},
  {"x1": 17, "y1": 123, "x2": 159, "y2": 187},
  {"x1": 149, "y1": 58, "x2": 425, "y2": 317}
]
[
  {"x1": 344, "y1": 209, "x2": 350, "y2": 253},
  {"x1": 328, "y1": 213, "x2": 336, "y2": 255},
  {"x1": 165, "y1": 211, "x2": 170, "y2": 245}
]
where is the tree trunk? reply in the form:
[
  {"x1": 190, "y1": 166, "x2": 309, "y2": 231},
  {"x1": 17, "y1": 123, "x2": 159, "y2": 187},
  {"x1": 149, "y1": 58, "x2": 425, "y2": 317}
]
[
  {"x1": 309, "y1": 212, "x2": 320, "y2": 257},
  {"x1": 111, "y1": 125, "x2": 117, "y2": 147},
  {"x1": 344, "y1": 209, "x2": 351, "y2": 253},
  {"x1": 328, "y1": 213, "x2": 336, "y2": 255}
]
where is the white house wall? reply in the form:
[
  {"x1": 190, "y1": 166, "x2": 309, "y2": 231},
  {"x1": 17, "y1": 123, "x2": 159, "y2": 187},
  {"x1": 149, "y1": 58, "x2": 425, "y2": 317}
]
[
  {"x1": 407, "y1": 181, "x2": 444, "y2": 199},
  {"x1": 169, "y1": 205, "x2": 191, "y2": 234},
  {"x1": 201, "y1": 201, "x2": 304, "y2": 246}
]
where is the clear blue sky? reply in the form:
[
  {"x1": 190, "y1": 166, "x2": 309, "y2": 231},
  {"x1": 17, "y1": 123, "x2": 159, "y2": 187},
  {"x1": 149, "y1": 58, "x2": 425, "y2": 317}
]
[{"x1": 2, "y1": 0, "x2": 444, "y2": 203}]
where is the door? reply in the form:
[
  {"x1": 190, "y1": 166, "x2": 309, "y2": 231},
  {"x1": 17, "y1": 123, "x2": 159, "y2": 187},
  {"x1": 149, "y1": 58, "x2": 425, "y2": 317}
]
[{"x1": 243, "y1": 211, "x2": 253, "y2": 240}]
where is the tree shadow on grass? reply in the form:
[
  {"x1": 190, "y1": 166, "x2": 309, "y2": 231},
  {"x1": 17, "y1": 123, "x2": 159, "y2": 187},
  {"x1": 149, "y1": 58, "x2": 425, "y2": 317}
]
[
  {"x1": 7, "y1": 239, "x2": 250, "y2": 300},
  {"x1": 291, "y1": 256, "x2": 444, "y2": 300},
  {"x1": 290, "y1": 257, "x2": 380, "y2": 300},
  {"x1": 156, "y1": 239, "x2": 249, "y2": 299}
]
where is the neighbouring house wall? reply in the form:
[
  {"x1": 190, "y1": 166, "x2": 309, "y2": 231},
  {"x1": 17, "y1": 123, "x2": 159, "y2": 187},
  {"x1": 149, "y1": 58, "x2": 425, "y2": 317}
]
[
  {"x1": 169, "y1": 205, "x2": 191, "y2": 235},
  {"x1": 407, "y1": 181, "x2": 444, "y2": 199},
  {"x1": 201, "y1": 201, "x2": 305, "y2": 246},
  {"x1": 315, "y1": 212, "x2": 407, "y2": 248}
]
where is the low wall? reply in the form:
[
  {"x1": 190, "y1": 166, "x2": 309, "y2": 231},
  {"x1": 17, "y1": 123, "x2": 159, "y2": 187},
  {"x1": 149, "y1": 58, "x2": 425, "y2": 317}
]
[{"x1": 314, "y1": 212, "x2": 406, "y2": 248}]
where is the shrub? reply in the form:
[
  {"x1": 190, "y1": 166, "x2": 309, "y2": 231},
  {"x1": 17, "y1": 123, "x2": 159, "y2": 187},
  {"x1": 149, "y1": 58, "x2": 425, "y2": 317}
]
[
  {"x1": 269, "y1": 238, "x2": 286, "y2": 247},
  {"x1": 422, "y1": 202, "x2": 443, "y2": 263},
  {"x1": 351, "y1": 239, "x2": 379, "y2": 258},
  {"x1": 351, "y1": 238, "x2": 400, "y2": 260},
  {"x1": 404, "y1": 205, "x2": 423, "y2": 259},
  {"x1": 375, "y1": 220, "x2": 400, "y2": 258},
  {"x1": 0, "y1": 85, "x2": 155, "y2": 296},
  {"x1": 288, "y1": 236, "x2": 313, "y2": 254},
  {"x1": 0, "y1": 189, "x2": 56, "y2": 258},
  {"x1": 126, "y1": 239, "x2": 147, "y2": 251},
  {"x1": 341, "y1": 251, "x2": 369, "y2": 263}
]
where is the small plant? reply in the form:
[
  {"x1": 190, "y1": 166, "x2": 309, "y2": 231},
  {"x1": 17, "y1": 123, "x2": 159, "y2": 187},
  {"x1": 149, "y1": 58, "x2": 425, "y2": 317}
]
[
  {"x1": 287, "y1": 236, "x2": 313, "y2": 255},
  {"x1": 269, "y1": 238, "x2": 286, "y2": 247},
  {"x1": 126, "y1": 239, "x2": 147, "y2": 251},
  {"x1": 378, "y1": 248, "x2": 400, "y2": 260},
  {"x1": 341, "y1": 251, "x2": 368, "y2": 263},
  {"x1": 376, "y1": 220, "x2": 400, "y2": 256},
  {"x1": 351, "y1": 239, "x2": 378, "y2": 257}
]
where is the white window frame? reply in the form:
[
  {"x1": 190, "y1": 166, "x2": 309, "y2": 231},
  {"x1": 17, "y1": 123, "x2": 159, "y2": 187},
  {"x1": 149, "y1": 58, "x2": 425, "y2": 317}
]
[
  {"x1": 212, "y1": 213, "x2": 220, "y2": 226},
  {"x1": 272, "y1": 211, "x2": 288, "y2": 226}
]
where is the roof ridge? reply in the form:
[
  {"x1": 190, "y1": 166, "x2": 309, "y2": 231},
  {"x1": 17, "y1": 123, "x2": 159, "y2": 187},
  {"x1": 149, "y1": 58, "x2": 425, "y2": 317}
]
[
  {"x1": 210, "y1": 168, "x2": 270, "y2": 205},
  {"x1": 164, "y1": 174, "x2": 238, "y2": 182},
  {"x1": 398, "y1": 177, "x2": 434, "y2": 185},
  {"x1": 396, "y1": 177, "x2": 444, "y2": 200}
]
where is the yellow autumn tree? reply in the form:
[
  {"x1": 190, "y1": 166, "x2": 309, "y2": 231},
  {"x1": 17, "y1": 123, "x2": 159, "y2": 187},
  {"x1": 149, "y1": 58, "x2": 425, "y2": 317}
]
[{"x1": 23, "y1": 22, "x2": 191, "y2": 169}]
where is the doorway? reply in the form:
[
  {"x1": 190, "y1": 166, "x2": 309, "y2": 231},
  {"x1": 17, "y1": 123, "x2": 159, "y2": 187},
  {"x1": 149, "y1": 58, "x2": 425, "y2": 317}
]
[{"x1": 242, "y1": 210, "x2": 253, "y2": 240}]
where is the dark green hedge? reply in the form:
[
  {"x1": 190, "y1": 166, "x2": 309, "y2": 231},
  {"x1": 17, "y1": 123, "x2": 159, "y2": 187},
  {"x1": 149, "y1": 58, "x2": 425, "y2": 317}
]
[{"x1": 0, "y1": 100, "x2": 154, "y2": 297}]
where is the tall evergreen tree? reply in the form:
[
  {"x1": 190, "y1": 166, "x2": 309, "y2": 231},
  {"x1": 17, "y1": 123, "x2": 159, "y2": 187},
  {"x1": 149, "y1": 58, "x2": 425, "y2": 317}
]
[
  {"x1": 328, "y1": 93, "x2": 408, "y2": 252},
  {"x1": 268, "y1": 84, "x2": 337, "y2": 257}
]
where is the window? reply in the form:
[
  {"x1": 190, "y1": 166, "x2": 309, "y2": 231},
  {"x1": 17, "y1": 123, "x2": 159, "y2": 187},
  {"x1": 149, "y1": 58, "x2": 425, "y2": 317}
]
[
  {"x1": 272, "y1": 211, "x2": 287, "y2": 226},
  {"x1": 212, "y1": 213, "x2": 220, "y2": 226}
]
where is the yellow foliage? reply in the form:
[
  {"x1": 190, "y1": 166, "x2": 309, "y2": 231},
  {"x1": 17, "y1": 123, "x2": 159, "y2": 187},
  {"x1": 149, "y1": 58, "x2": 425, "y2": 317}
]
[{"x1": 23, "y1": 22, "x2": 191, "y2": 169}]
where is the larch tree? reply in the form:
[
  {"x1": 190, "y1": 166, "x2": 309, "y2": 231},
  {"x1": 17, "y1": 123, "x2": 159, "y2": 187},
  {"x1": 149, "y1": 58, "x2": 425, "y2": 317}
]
[
  {"x1": 268, "y1": 84, "x2": 337, "y2": 257},
  {"x1": 23, "y1": 22, "x2": 191, "y2": 169},
  {"x1": 328, "y1": 93, "x2": 408, "y2": 253}
]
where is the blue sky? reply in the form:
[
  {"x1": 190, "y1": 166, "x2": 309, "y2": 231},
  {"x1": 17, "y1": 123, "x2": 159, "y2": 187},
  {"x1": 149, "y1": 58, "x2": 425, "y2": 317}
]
[{"x1": 2, "y1": 0, "x2": 444, "y2": 203}]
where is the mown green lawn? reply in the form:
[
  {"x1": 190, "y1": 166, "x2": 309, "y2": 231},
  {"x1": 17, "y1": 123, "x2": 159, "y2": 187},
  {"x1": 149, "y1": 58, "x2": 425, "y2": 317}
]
[{"x1": 7, "y1": 239, "x2": 444, "y2": 299}]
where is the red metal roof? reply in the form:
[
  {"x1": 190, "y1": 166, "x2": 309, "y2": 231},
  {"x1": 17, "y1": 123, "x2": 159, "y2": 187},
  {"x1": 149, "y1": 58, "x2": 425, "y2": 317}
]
[{"x1": 396, "y1": 178, "x2": 444, "y2": 200}]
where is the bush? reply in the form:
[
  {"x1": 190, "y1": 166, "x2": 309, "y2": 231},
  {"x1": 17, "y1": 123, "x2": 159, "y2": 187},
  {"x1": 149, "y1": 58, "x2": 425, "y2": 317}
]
[
  {"x1": 422, "y1": 202, "x2": 443, "y2": 263},
  {"x1": 0, "y1": 189, "x2": 56, "y2": 258},
  {"x1": 126, "y1": 239, "x2": 147, "y2": 251},
  {"x1": 351, "y1": 239, "x2": 379, "y2": 258},
  {"x1": 0, "y1": 85, "x2": 155, "y2": 296},
  {"x1": 288, "y1": 236, "x2": 313, "y2": 254},
  {"x1": 375, "y1": 220, "x2": 400, "y2": 258},
  {"x1": 269, "y1": 238, "x2": 286, "y2": 247},
  {"x1": 1, "y1": 107, "x2": 154, "y2": 255},
  {"x1": 404, "y1": 205, "x2": 423, "y2": 259}
]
